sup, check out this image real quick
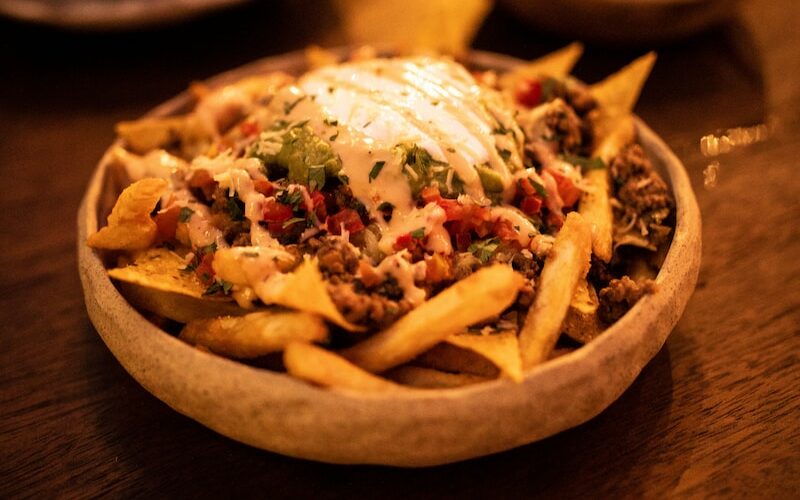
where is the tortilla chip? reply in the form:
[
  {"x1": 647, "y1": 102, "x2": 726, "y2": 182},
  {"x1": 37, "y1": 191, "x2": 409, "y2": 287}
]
[
  {"x1": 116, "y1": 116, "x2": 188, "y2": 155},
  {"x1": 181, "y1": 311, "x2": 327, "y2": 358},
  {"x1": 385, "y1": 366, "x2": 490, "y2": 389},
  {"x1": 445, "y1": 330, "x2": 523, "y2": 382},
  {"x1": 591, "y1": 52, "x2": 656, "y2": 130},
  {"x1": 108, "y1": 247, "x2": 243, "y2": 323},
  {"x1": 333, "y1": 0, "x2": 490, "y2": 54},
  {"x1": 253, "y1": 257, "x2": 363, "y2": 331},
  {"x1": 87, "y1": 178, "x2": 167, "y2": 250},
  {"x1": 413, "y1": 343, "x2": 500, "y2": 378},
  {"x1": 499, "y1": 42, "x2": 584, "y2": 91},
  {"x1": 562, "y1": 278, "x2": 604, "y2": 344}
]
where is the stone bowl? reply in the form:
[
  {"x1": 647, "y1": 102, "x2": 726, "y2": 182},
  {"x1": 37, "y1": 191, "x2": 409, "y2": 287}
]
[{"x1": 77, "y1": 49, "x2": 701, "y2": 467}]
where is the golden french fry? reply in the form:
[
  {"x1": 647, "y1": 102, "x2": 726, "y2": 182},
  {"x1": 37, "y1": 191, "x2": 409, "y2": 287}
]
[
  {"x1": 87, "y1": 178, "x2": 167, "y2": 250},
  {"x1": 385, "y1": 366, "x2": 490, "y2": 389},
  {"x1": 580, "y1": 115, "x2": 635, "y2": 262},
  {"x1": 341, "y1": 265, "x2": 524, "y2": 373},
  {"x1": 413, "y1": 343, "x2": 500, "y2": 378},
  {"x1": 181, "y1": 311, "x2": 327, "y2": 358},
  {"x1": 498, "y1": 42, "x2": 584, "y2": 91},
  {"x1": 253, "y1": 258, "x2": 363, "y2": 331},
  {"x1": 562, "y1": 278, "x2": 604, "y2": 344},
  {"x1": 108, "y1": 248, "x2": 244, "y2": 323},
  {"x1": 445, "y1": 331, "x2": 523, "y2": 382},
  {"x1": 591, "y1": 52, "x2": 656, "y2": 132},
  {"x1": 519, "y1": 212, "x2": 593, "y2": 369},
  {"x1": 284, "y1": 342, "x2": 401, "y2": 392},
  {"x1": 332, "y1": 0, "x2": 490, "y2": 54}
]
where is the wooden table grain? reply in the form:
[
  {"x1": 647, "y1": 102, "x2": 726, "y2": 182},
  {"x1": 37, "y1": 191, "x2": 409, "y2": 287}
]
[{"x1": 1, "y1": 2, "x2": 798, "y2": 497}]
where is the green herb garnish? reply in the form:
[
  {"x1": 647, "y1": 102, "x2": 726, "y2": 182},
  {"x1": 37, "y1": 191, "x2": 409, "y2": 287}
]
[
  {"x1": 468, "y1": 237, "x2": 500, "y2": 263},
  {"x1": 369, "y1": 161, "x2": 386, "y2": 182},
  {"x1": 178, "y1": 206, "x2": 195, "y2": 223},
  {"x1": 410, "y1": 227, "x2": 425, "y2": 239}
]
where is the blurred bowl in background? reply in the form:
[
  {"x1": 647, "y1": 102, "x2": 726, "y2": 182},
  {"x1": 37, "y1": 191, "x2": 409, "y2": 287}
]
[{"x1": 498, "y1": 0, "x2": 735, "y2": 44}]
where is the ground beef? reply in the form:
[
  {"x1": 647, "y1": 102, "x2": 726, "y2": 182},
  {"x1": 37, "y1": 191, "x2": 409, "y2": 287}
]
[
  {"x1": 544, "y1": 103, "x2": 584, "y2": 155},
  {"x1": 293, "y1": 236, "x2": 359, "y2": 279},
  {"x1": 610, "y1": 145, "x2": 674, "y2": 249},
  {"x1": 209, "y1": 188, "x2": 251, "y2": 245},
  {"x1": 598, "y1": 276, "x2": 657, "y2": 323},
  {"x1": 328, "y1": 282, "x2": 412, "y2": 330}
]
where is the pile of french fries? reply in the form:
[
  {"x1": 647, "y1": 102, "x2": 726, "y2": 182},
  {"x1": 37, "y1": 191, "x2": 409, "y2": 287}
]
[{"x1": 89, "y1": 45, "x2": 659, "y2": 392}]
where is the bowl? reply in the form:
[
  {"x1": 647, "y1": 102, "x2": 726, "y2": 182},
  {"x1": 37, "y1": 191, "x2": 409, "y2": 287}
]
[{"x1": 77, "y1": 49, "x2": 701, "y2": 466}]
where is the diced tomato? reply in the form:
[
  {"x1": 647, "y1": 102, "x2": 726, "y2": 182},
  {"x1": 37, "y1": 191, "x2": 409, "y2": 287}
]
[
  {"x1": 253, "y1": 179, "x2": 274, "y2": 196},
  {"x1": 310, "y1": 190, "x2": 327, "y2": 221},
  {"x1": 550, "y1": 171, "x2": 581, "y2": 207},
  {"x1": 394, "y1": 233, "x2": 414, "y2": 251},
  {"x1": 515, "y1": 78, "x2": 542, "y2": 108},
  {"x1": 188, "y1": 169, "x2": 218, "y2": 201},
  {"x1": 520, "y1": 195, "x2": 543, "y2": 216},
  {"x1": 262, "y1": 199, "x2": 293, "y2": 223},
  {"x1": 327, "y1": 208, "x2": 364, "y2": 235},
  {"x1": 425, "y1": 253, "x2": 453, "y2": 283},
  {"x1": 454, "y1": 231, "x2": 472, "y2": 251},
  {"x1": 153, "y1": 205, "x2": 181, "y2": 244},
  {"x1": 420, "y1": 186, "x2": 442, "y2": 203},
  {"x1": 194, "y1": 253, "x2": 215, "y2": 285},
  {"x1": 517, "y1": 177, "x2": 536, "y2": 197},
  {"x1": 493, "y1": 219, "x2": 519, "y2": 245},
  {"x1": 239, "y1": 120, "x2": 260, "y2": 137}
]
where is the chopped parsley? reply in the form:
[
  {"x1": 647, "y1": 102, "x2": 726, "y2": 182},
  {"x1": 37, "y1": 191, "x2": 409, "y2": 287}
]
[
  {"x1": 178, "y1": 206, "x2": 195, "y2": 223},
  {"x1": 410, "y1": 227, "x2": 426, "y2": 239},
  {"x1": 276, "y1": 189, "x2": 304, "y2": 211},
  {"x1": 369, "y1": 161, "x2": 386, "y2": 182}
]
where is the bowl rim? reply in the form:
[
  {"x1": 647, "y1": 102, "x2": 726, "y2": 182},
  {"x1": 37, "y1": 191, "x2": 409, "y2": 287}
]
[{"x1": 77, "y1": 49, "x2": 701, "y2": 466}]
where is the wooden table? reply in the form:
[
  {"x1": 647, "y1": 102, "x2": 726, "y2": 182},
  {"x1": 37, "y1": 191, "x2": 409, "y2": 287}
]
[{"x1": 1, "y1": 2, "x2": 798, "y2": 497}]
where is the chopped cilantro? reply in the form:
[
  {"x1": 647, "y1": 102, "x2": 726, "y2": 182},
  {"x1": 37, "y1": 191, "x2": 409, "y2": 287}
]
[
  {"x1": 468, "y1": 237, "x2": 500, "y2": 263},
  {"x1": 337, "y1": 173, "x2": 349, "y2": 184},
  {"x1": 203, "y1": 279, "x2": 233, "y2": 296},
  {"x1": 369, "y1": 161, "x2": 386, "y2": 182},
  {"x1": 561, "y1": 154, "x2": 606, "y2": 172},
  {"x1": 276, "y1": 189, "x2": 304, "y2": 211},
  {"x1": 282, "y1": 217, "x2": 306, "y2": 228},
  {"x1": 178, "y1": 206, "x2": 195, "y2": 223},
  {"x1": 225, "y1": 197, "x2": 244, "y2": 221},
  {"x1": 363, "y1": 120, "x2": 372, "y2": 128},
  {"x1": 410, "y1": 227, "x2": 425, "y2": 239},
  {"x1": 308, "y1": 165, "x2": 326, "y2": 191},
  {"x1": 283, "y1": 96, "x2": 306, "y2": 115},
  {"x1": 201, "y1": 242, "x2": 217, "y2": 255}
]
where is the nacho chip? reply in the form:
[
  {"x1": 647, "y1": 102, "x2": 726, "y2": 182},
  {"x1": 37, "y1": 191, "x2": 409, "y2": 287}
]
[
  {"x1": 519, "y1": 212, "x2": 593, "y2": 369},
  {"x1": 413, "y1": 342, "x2": 500, "y2": 378},
  {"x1": 116, "y1": 116, "x2": 189, "y2": 155},
  {"x1": 181, "y1": 311, "x2": 327, "y2": 358},
  {"x1": 591, "y1": 52, "x2": 656, "y2": 135},
  {"x1": 498, "y1": 42, "x2": 584, "y2": 91},
  {"x1": 87, "y1": 178, "x2": 167, "y2": 250},
  {"x1": 580, "y1": 115, "x2": 635, "y2": 262},
  {"x1": 108, "y1": 247, "x2": 243, "y2": 323},
  {"x1": 341, "y1": 265, "x2": 524, "y2": 373},
  {"x1": 445, "y1": 330, "x2": 523, "y2": 382},
  {"x1": 333, "y1": 0, "x2": 490, "y2": 54},
  {"x1": 284, "y1": 342, "x2": 402, "y2": 392},
  {"x1": 385, "y1": 366, "x2": 490, "y2": 389},
  {"x1": 253, "y1": 257, "x2": 362, "y2": 331},
  {"x1": 562, "y1": 278, "x2": 604, "y2": 344}
]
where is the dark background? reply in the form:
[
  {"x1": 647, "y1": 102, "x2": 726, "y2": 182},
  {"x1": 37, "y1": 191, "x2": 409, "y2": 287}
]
[{"x1": 1, "y1": 1, "x2": 798, "y2": 497}]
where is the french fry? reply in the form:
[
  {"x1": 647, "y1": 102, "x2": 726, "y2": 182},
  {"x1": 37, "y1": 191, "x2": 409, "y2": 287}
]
[
  {"x1": 385, "y1": 366, "x2": 490, "y2": 389},
  {"x1": 87, "y1": 178, "x2": 167, "y2": 250},
  {"x1": 498, "y1": 42, "x2": 584, "y2": 91},
  {"x1": 414, "y1": 342, "x2": 500, "y2": 378},
  {"x1": 562, "y1": 278, "x2": 604, "y2": 344},
  {"x1": 284, "y1": 342, "x2": 401, "y2": 392},
  {"x1": 341, "y1": 265, "x2": 524, "y2": 373},
  {"x1": 445, "y1": 331, "x2": 523, "y2": 382},
  {"x1": 108, "y1": 248, "x2": 244, "y2": 323},
  {"x1": 580, "y1": 115, "x2": 635, "y2": 262},
  {"x1": 519, "y1": 212, "x2": 592, "y2": 369},
  {"x1": 181, "y1": 311, "x2": 327, "y2": 358},
  {"x1": 253, "y1": 258, "x2": 363, "y2": 332}
]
